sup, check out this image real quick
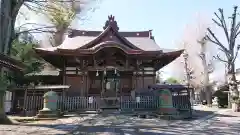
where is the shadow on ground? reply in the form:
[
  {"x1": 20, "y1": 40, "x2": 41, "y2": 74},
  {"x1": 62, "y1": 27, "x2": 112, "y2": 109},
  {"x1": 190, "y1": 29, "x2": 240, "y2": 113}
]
[
  {"x1": 3, "y1": 109, "x2": 238, "y2": 135},
  {"x1": 0, "y1": 116, "x2": 20, "y2": 125},
  {"x1": 66, "y1": 112, "x2": 240, "y2": 135}
]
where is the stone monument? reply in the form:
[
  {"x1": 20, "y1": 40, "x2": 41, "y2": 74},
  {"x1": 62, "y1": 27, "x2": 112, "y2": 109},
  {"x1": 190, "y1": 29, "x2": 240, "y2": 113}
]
[
  {"x1": 212, "y1": 97, "x2": 218, "y2": 107},
  {"x1": 37, "y1": 91, "x2": 60, "y2": 118},
  {"x1": 158, "y1": 89, "x2": 176, "y2": 114}
]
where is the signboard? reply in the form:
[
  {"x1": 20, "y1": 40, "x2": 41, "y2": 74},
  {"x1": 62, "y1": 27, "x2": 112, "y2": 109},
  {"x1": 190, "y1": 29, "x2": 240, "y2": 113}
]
[
  {"x1": 88, "y1": 96, "x2": 93, "y2": 104},
  {"x1": 4, "y1": 101, "x2": 11, "y2": 113},
  {"x1": 106, "y1": 82, "x2": 111, "y2": 90},
  {"x1": 136, "y1": 96, "x2": 140, "y2": 103}
]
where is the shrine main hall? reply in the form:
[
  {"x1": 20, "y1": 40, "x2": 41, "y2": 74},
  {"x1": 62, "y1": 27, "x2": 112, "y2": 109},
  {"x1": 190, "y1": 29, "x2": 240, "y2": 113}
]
[{"x1": 35, "y1": 15, "x2": 183, "y2": 97}]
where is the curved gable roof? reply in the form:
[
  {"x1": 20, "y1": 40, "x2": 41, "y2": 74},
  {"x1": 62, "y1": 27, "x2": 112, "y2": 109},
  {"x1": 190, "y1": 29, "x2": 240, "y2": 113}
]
[
  {"x1": 77, "y1": 25, "x2": 142, "y2": 50},
  {"x1": 36, "y1": 15, "x2": 161, "y2": 52}
]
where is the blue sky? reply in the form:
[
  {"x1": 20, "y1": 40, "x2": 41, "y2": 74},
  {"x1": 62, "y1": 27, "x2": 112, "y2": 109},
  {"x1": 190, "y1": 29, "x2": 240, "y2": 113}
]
[
  {"x1": 80, "y1": 0, "x2": 240, "y2": 48},
  {"x1": 77, "y1": 0, "x2": 240, "y2": 79},
  {"x1": 18, "y1": 0, "x2": 240, "y2": 80}
]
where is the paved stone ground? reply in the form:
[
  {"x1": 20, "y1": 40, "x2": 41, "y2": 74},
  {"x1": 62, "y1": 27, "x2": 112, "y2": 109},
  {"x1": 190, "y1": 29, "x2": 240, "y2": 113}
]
[
  {"x1": 70, "y1": 108, "x2": 240, "y2": 135},
  {"x1": 0, "y1": 114, "x2": 97, "y2": 135},
  {"x1": 1, "y1": 107, "x2": 239, "y2": 135}
]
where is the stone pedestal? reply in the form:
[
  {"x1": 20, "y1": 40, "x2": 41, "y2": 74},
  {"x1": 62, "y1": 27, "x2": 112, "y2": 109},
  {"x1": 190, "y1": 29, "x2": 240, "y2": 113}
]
[
  {"x1": 37, "y1": 91, "x2": 60, "y2": 118},
  {"x1": 232, "y1": 102, "x2": 239, "y2": 112}
]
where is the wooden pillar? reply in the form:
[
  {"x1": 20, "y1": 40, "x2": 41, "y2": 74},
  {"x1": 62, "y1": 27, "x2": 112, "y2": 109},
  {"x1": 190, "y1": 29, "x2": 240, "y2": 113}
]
[
  {"x1": 135, "y1": 60, "x2": 139, "y2": 90},
  {"x1": 142, "y1": 69, "x2": 144, "y2": 88},
  {"x1": 86, "y1": 72, "x2": 89, "y2": 96},
  {"x1": 23, "y1": 89, "x2": 28, "y2": 111},
  {"x1": 120, "y1": 76, "x2": 123, "y2": 96},
  {"x1": 153, "y1": 70, "x2": 156, "y2": 84},
  {"x1": 62, "y1": 58, "x2": 66, "y2": 85},
  {"x1": 135, "y1": 71, "x2": 138, "y2": 89},
  {"x1": 62, "y1": 58, "x2": 67, "y2": 98},
  {"x1": 81, "y1": 75, "x2": 84, "y2": 96},
  {"x1": 101, "y1": 71, "x2": 105, "y2": 97},
  {"x1": 125, "y1": 58, "x2": 129, "y2": 69},
  {"x1": 11, "y1": 91, "x2": 15, "y2": 112}
]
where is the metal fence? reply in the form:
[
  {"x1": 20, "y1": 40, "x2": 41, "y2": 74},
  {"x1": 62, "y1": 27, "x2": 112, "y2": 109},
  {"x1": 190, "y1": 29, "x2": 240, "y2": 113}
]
[
  {"x1": 120, "y1": 96, "x2": 158, "y2": 111},
  {"x1": 57, "y1": 96, "x2": 101, "y2": 111},
  {"x1": 23, "y1": 94, "x2": 191, "y2": 115},
  {"x1": 25, "y1": 96, "x2": 44, "y2": 112}
]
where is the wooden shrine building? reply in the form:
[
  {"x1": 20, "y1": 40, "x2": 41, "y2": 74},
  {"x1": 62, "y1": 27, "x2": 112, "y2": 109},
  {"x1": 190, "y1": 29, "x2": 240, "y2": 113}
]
[
  {"x1": 0, "y1": 53, "x2": 24, "y2": 73},
  {"x1": 34, "y1": 15, "x2": 183, "y2": 108},
  {"x1": 0, "y1": 53, "x2": 24, "y2": 113}
]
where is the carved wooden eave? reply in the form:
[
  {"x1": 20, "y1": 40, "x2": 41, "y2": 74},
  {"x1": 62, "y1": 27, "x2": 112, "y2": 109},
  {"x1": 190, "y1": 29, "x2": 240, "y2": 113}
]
[
  {"x1": 35, "y1": 47, "x2": 163, "y2": 57},
  {"x1": 153, "y1": 49, "x2": 184, "y2": 70},
  {"x1": 0, "y1": 53, "x2": 25, "y2": 71},
  {"x1": 34, "y1": 15, "x2": 184, "y2": 69},
  {"x1": 35, "y1": 48, "x2": 183, "y2": 70},
  {"x1": 57, "y1": 41, "x2": 143, "y2": 55}
]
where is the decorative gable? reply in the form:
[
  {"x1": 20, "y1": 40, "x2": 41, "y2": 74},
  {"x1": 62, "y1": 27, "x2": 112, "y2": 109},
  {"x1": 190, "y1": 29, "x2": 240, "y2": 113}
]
[{"x1": 76, "y1": 15, "x2": 142, "y2": 50}]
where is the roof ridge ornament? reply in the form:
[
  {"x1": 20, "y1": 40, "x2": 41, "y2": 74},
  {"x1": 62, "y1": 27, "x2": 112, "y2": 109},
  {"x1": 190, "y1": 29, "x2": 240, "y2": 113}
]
[
  {"x1": 149, "y1": 30, "x2": 155, "y2": 40},
  {"x1": 103, "y1": 15, "x2": 119, "y2": 31}
]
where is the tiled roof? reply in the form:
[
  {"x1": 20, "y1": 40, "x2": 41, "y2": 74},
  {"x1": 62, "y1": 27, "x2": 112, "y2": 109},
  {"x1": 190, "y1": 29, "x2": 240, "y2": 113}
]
[
  {"x1": 37, "y1": 36, "x2": 161, "y2": 51},
  {"x1": 36, "y1": 15, "x2": 162, "y2": 52},
  {"x1": 25, "y1": 63, "x2": 60, "y2": 76}
]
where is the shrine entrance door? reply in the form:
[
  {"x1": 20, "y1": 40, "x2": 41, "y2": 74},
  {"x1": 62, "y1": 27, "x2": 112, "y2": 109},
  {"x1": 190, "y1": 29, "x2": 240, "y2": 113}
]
[{"x1": 100, "y1": 68, "x2": 120, "y2": 109}]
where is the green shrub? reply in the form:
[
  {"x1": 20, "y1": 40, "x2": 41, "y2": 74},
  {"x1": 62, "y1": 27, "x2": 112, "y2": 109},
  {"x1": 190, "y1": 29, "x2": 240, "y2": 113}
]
[{"x1": 213, "y1": 90, "x2": 228, "y2": 108}]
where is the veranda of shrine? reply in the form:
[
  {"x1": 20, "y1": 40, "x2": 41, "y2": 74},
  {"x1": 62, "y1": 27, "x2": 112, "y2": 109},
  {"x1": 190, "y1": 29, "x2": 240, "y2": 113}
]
[{"x1": 8, "y1": 15, "x2": 192, "y2": 116}]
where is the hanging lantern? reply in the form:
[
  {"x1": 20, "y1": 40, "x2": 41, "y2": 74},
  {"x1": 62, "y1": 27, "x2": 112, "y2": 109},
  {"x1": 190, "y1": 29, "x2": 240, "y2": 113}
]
[
  {"x1": 104, "y1": 70, "x2": 107, "y2": 76},
  {"x1": 96, "y1": 70, "x2": 99, "y2": 76},
  {"x1": 114, "y1": 68, "x2": 117, "y2": 74}
]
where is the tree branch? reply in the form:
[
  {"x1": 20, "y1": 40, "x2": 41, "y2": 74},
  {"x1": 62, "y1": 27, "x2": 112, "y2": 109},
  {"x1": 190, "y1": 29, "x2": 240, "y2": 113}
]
[
  {"x1": 212, "y1": 19, "x2": 222, "y2": 27},
  {"x1": 236, "y1": 30, "x2": 240, "y2": 38},
  {"x1": 213, "y1": 55, "x2": 228, "y2": 63},
  {"x1": 16, "y1": 23, "x2": 52, "y2": 30},
  {"x1": 218, "y1": 8, "x2": 230, "y2": 43},
  {"x1": 205, "y1": 35, "x2": 219, "y2": 45},
  {"x1": 232, "y1": 45, "x2": 240, "y2": 63},
  {"x1": 207, "y1": 28, "x2": 230, "y2": 56},
  {"x1": 16, "y1": 26, "x2": 56, "y2": 35},
  {"x1": 234, "y1": 21, "x2": 240, "y2": 37},
  {"x1": 229, "y1": 6, "x2": 238, "y2": 51}
]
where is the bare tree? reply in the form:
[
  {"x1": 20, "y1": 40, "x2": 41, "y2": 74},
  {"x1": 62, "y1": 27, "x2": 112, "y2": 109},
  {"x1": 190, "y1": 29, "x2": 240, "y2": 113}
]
[
  {"x1": 172, "y1": 15, "x2": 217, "y2": 105},
  {"x1": 206, "y1": 6, "x2": 240, "y2": 111},
  {"x1": 197, "y1": 37, "x2": 215, "y2": 106}
]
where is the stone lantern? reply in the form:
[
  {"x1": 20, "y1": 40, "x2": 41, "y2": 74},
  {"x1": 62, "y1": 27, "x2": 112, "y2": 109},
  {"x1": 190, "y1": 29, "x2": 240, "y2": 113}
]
[{"x1": 37, "y1": 91, "x2": 59, "y2": 118}]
